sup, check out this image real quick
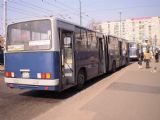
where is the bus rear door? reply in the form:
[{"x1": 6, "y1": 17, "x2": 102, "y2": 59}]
[
  {"x1": 98, "y1": 37, "x2": 105, "y2": 74},
  {"x1": 60, "y1": 30, "x2": 75, "y2": 90}
]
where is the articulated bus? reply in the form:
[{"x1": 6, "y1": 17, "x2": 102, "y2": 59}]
[
  {"x1": 106, "y1": 36, "x2": 129, "y2": 72},
  {"x1": 4, "y1": 17, "x2": 129, "y2": 91}
]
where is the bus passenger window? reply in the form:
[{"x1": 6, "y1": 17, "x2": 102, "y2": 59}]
[{"x1": 64, "y1": 37, "x2": 72, "y2": 48}]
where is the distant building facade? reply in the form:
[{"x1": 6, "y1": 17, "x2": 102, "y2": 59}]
[{"x1": 100, "y1": 16, "x2": 160, "y2": 46}]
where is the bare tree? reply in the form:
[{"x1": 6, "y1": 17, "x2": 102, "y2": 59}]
[
  {"x1": 87, "y1": 20, "x2": 102, "y2": 32},
  {"x1": 0, "y1": 35, "x2": 4, "y2": 48}
]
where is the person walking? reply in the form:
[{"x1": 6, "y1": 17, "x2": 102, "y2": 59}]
[
  {"x1": 138, "y1": 51, "x2": 144, "y2": 69},
  {"x1": 144, "y1": 49, "x2": 152, "y2": 69},
  {"x1": 155, "y1": 49, "x2": 159, "y2": 63}
]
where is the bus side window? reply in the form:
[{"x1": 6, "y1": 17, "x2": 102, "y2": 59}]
[
  {"x1": 108, "y1": 36, "x2": 110, "y2": 44},
  {"x1": 64, "y1": 37, "x2": 72, "y2": 48}
]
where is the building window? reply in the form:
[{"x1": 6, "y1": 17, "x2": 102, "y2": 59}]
[
  {"x1": 132, "y1": 28, "x2": 135, "y2": 32},
  {"x1": 122, "y1": 28, "x2": 125, "y2": 33},
  {"x1": 114, "y1": 24, "x2": 118, "y2": 34},
  {"x1": 108, "y1": 24, "x2": 110, "y2": 29},
  {"x1": 133, "y1": 37, "x2": 135, "y2": 41},
  {"x1": 148, "y1": 25, "x2": 152, "y2": 31},
  {"x1": 122, "y1": 22, "x2": 125, "y2": 27},
  {"x1": 75, "y1": 27, "x2": 87, "y2": 50},
  {"x1": 141, "y1": 25, "x2": 144, "y2": 29}
]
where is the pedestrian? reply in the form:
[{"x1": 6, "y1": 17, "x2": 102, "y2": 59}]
[
  {"x1": 138, "y1": 51, "x2": 143, "y2": 69},
  {"x1": 155, "y1": 49, "x2": 159, "y2": 63},
  {"x1": 144, "y1": 49, "x2": 152, "y2": 69}
]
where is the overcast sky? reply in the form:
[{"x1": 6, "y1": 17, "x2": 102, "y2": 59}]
[{"x1": 0, "y1": 0, "x2": 160, "y2": 35}]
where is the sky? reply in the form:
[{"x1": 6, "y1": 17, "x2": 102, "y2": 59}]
[{"x1": 0, "y1": 0, "x2": 160, "y2": 35}]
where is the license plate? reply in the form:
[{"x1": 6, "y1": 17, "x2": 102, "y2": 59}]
[{"x1": 22, "y1": 72, "x2": 30, "y2": 78}]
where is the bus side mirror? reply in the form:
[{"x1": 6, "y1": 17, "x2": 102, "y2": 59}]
[{"x1": 64, "y1": 37, "x2": 72, "y2": 48}]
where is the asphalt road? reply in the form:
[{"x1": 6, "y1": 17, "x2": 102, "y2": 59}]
[
  {"x1": 0, "y1": 68, "x2": 112, "y2": 120},
  {"x1": 0, "y1": 61, "x2": 160, "y2": 120},
  {"x1": 0, "y1": 77, "x2": 62, "y2": 120},
  {"x1": 0, "y1": 75, "x2": 81, "y2": 120}
]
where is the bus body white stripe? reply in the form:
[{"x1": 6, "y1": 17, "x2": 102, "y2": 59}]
[{"x1": 5, "y1": 78, "x2": 59, "y2": 86}]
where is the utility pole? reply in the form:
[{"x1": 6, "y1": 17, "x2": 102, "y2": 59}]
[
  {"x1": 79, "y1": 0, "x2": 82, "y2": 26},
  {"x1": 154, "y1": 35, "x2": 157, "y2": 51},
  {"x1": 119, "y1": 12, "x2": 122, "y2": 39},
  {"x1": 3, "y1": 0, "x2": 7, "y2": 41}
]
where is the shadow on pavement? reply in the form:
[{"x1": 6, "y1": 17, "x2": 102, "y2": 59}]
[
  {"x1": 20, "y1": 63, "x2": 133, "y2": 99},
  {"x1": 108, "y1": 82, "x2": 160, "y2": 94},
  {"x1": 20, "y1": 73, "x2": 111, "y2": 99}
]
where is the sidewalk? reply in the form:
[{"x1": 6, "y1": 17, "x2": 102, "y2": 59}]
[
  {"x1": 82, "y1": 61, "x2": 160, "y2": 120},
  {"x1": 33, "y1": 61, "x2": 160, "y2": 120}
]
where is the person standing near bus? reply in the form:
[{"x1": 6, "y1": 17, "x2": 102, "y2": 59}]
[{"x1": 144, "y1": 49, "x2": 152, "y2": 68}]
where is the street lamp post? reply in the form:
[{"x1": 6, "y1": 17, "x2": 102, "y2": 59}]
[
  {"x1": 79, "y1": 0, "x2": 82, "y2": 26},
  {"x1": 154, "y1": 35, "x2": 157, "y2": 51},
  {"x1": 119, "y1": 12, "x2": 122, "y2": 39}
]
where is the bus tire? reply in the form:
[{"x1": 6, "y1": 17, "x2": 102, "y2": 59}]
[
  {"x1": 112, "y1": 61, "x2": 116, "y2": 72},
  {"x1": 76, "y1": 70, "x2": 85, "y2": 90}
]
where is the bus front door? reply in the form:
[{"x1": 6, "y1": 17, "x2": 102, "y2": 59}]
[{"x1": 61, "y1": 30, "x2": 75, "y2": 89}]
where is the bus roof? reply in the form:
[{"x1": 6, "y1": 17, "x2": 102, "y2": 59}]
[{"x1": 7, "y1": 17, "x2": 103, "y2": 35}]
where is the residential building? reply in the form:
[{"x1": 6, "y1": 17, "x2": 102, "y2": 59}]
[{"x1": 100, "y1": 16, "x2": 160, "y2": 46}]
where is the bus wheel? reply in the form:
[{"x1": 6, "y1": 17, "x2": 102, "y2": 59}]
[
  {"x1": 76, "y1": 70, "x2": 85, "y2": 90},
  {"x1": 112, "y1": 62, "x2": 116, "y2": 72}
]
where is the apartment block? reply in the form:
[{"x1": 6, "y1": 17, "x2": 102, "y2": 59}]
[{"x1": 100, "y1": 16, "x2": 160, "y2": 46}]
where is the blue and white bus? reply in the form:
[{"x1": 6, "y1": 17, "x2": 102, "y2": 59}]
[
  {"x1": 106, "y1": 36, "x2": 129, "y2": 72},
  {"x1": 4, "y1": 17, "x2": 106, "y2": 91},
  {"x1": 4, "y1": 17, "x2": 129, "y2": 91}
]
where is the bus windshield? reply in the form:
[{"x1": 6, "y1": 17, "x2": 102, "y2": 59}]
[{"x1": 7, "y1": 19, "x2": 52, "y2": 51}]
